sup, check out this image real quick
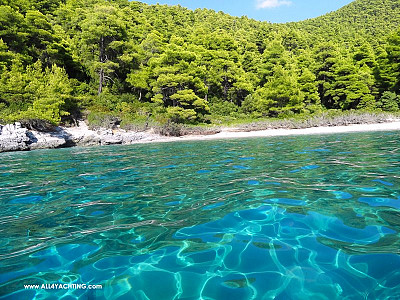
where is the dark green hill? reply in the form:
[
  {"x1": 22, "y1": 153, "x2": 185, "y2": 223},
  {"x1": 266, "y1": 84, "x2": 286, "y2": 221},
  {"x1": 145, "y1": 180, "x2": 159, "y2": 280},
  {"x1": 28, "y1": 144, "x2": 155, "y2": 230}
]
[
  {"x1": 0, "y1": 0, "x2": 399, "y2": 126},
  {"x1": 294, "y1": 0, "x2": 400, "y2": 44}
]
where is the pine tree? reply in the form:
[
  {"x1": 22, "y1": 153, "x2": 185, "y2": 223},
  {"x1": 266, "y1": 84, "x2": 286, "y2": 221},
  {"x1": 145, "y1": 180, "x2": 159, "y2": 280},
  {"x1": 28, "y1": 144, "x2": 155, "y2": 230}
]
[
  {"x1": 243, "y1": 65, "x2": 304, "y2": 116},
  {"x1": 378, "y1": 91, "x2": 399, "y2": 111},
  {"x1": 298, "y1": 68, "x2": 321, "y2": 111},
  {"x1": 80, "y1": 4, "x2": 127, "y2": 95},
  {"x1": 313, "y1": 42, "x2": 341, "y2": 109},
  {"x1": 384, "y1": 30, "x2": 400, "y2": 93}
]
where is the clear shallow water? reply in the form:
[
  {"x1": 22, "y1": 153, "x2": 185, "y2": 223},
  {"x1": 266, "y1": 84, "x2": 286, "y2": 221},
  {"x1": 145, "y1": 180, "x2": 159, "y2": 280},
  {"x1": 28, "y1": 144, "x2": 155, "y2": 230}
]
[{"x1": 1, "y1": 132, "x2": 400, "y2": 299}]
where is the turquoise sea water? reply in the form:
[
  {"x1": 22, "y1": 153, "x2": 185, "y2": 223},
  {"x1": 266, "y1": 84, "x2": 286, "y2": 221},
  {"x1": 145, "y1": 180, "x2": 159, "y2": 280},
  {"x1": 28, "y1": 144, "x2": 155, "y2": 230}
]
[{"x1": 1, "y1": 132, "x2": 400, "y2": 299}]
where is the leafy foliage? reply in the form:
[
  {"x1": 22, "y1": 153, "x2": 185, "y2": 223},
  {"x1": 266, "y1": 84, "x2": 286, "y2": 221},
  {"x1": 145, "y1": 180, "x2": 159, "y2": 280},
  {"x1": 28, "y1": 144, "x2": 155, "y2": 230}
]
[
  {"x1": 1, "y1": 0, "x2": 400, "y2": 126},
  {"x1": 378, "y1": 91, "x2": 399, "y2": 111}
]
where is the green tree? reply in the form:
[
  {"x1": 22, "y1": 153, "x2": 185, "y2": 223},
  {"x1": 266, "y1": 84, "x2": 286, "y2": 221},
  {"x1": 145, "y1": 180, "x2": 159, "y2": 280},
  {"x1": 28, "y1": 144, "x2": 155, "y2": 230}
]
[
  {"x1": 243, "y1": 65, "x2": 304, "y2": 116},
  {"x1": 0, "y1": 59, "x2": 30, "y2": 113},
  {"x1": 353, "y1": 42, "x2": 376, "y2": 68},
  {"x1": 0, "y1": 60, "x2": 74, "y2": 124},
  {"x1": 298, "y1": 68, "x2": 321, "y2": 110},
  {"x1": 80, "y1": 4, "x2": 127, "y2": 95},
  {"x1": 149, "y1": 37, "x2": 206, "y2": 110},
  {"x1": 378, "y1": 30, "x2": 400, "y2": 93},
  {"x1": 0, "y1": 39, "x2": 15, "y2": 71},
  {"x1": 356, "y1": 64, "x2": 377, "y2": 109},
  {"x1": 0, "y1": 5, "x2": 28, "y2": 55},
  {"x1": 313, "y1": 42, "x2": 340, "y2": 109},
  {"x1": 258, "y1": 38, "x2": 289, "y2": 86},
  {"x1": 167, "y1": 89, "x2": 209, "y2": 122},
  {"x1": 1, "y1": 0, "x2": 399, "y2": 126},
  {"x1": 378, "y1": 91, "x2": 399, "y2": 111}
]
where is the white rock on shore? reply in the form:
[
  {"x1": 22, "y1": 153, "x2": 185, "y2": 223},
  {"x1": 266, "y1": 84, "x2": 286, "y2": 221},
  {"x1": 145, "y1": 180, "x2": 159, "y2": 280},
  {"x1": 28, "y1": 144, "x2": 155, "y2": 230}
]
[
  {"x1": 0, "y1": 122, "x2": 31, "y2": 152},
  {"x1": 0, "y1": 121, "x2": 162, "y2": 153}
]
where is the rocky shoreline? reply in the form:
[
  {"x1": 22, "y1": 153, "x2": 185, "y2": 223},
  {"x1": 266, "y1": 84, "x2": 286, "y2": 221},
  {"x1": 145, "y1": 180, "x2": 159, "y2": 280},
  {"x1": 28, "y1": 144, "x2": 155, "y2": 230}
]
[
  {"x1": 2, "y1": 119, "x2": 400, "y2": 154},
  {"x1": 0, "y1": 121, "x2": 163, "y2": 153}
]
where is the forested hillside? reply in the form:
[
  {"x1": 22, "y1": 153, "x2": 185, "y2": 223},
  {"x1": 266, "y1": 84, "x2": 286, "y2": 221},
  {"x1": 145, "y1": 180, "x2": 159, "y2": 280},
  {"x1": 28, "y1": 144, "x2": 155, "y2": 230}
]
[
  {"x1": 0, "y1": 0, "x2": 399, "y2": 127},
  {"x1": 296, "y1": 0, "x2": 400, "y2": 44}
]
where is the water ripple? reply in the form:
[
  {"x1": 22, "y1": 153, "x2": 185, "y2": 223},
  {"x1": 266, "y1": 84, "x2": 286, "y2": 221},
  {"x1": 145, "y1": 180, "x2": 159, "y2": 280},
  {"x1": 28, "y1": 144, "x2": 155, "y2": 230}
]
[{"x1": 1, "y1": 132, "x2": 400, "y2": 298}]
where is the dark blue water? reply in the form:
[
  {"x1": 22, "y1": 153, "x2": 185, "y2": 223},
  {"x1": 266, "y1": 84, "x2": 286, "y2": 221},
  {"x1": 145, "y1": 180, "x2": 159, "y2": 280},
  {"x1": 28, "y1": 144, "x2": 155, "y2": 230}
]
[{"x1": 1, "y1": 131, "x2": 400, "y2": 299}]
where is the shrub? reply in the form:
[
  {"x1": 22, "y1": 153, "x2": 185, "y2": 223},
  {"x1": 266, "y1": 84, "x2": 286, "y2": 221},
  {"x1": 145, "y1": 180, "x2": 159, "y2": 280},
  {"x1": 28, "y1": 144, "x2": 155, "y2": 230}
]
[
  {"x1": 378, "y1": 91, "x2": 399, "y2": 112},
  {"x1": 87, "y1": 111, "x2": 120, "y2": 129},
  {"x1": 166, "y1": 106, "x2": 197, "y2": 123},
  {"x1": 210, "y1": 101, "x2": 239, "y2": 117},
  {"x1": 154, "y1": 121, "x2": 183, "y2": 136},
  {"x1": 19, "y1": 119, "x2": 56, "y2": 132}
]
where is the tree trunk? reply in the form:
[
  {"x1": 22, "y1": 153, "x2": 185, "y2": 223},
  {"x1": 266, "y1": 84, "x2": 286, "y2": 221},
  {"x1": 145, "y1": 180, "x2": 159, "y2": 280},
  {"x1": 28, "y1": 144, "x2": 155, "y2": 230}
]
[
  {"x1": 223, "y1": 76, "x2": 229, "y2": 102},
  {"x1": 98, "y1": 36, "x2": 105, "y2": 95},
  {"x1": 204, "y1": 79, "x2": 209, "y2": 103},
  {"x1": 222, "y1": 65, "x2": 229, "y2": 102},
  {"x1": 98, "y1": 68, "x2": 104, "y2": 95}
]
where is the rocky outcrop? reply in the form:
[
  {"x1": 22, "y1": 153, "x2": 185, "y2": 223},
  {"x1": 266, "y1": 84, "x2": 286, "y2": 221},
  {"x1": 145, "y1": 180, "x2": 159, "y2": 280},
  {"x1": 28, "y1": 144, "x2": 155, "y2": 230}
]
[
  {"x1": 28, "y1": 129, "x2": 69, "y2": 150},
  {"x1": 0, "y1": 123, "x2": 31, "y2": 152},
  {"x1": 0, "y1": 121, "x2": 162, "y2": 153}
]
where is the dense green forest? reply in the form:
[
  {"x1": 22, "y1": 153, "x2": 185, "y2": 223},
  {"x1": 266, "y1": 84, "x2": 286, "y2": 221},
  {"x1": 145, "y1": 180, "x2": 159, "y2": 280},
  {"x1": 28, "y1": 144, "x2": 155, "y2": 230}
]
[{"x1": 0, "y1": 0, "x2": 399, "y2": 127}]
